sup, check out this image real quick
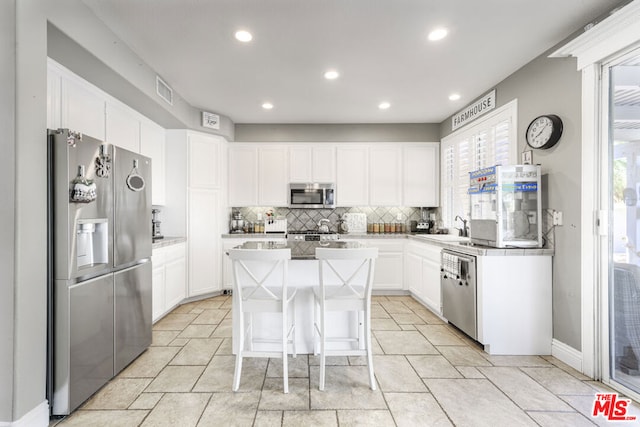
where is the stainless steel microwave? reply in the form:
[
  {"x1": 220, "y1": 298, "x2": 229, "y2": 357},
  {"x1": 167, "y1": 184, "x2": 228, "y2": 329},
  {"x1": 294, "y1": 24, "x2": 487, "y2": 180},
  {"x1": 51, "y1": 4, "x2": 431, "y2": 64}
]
[{"x1": 289, "y1": 183, "x2": 335, "y2": 209}]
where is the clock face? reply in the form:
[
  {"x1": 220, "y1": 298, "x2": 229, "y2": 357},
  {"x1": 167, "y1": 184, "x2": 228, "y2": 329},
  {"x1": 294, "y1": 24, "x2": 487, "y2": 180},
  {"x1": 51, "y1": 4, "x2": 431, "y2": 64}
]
[{"x1": 526, "y1": 115, "x2": 562, "y2": 149}]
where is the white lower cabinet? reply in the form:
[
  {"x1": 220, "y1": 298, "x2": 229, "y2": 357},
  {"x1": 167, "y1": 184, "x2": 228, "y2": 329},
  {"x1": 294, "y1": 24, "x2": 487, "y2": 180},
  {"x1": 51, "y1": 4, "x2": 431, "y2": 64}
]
[
  {"x1": 152, "y1": 242, "x2": 186, "y2": 322},
  {"x1": 405, "y1": 240, "x2": 442, "y2": 314},
  {"x1": 188, "y1": 189, "x2": 222, "y2": 297},
  {"x1": 339, "y1": 238, "x2": 404, "y2": 291}
]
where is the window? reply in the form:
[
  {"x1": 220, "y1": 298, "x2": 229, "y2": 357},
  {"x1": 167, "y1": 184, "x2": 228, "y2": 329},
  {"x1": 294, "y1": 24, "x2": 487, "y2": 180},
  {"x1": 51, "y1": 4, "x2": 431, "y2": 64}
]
[{"x1": 440, "y1": 100, "x2": 517, "y2": 228}]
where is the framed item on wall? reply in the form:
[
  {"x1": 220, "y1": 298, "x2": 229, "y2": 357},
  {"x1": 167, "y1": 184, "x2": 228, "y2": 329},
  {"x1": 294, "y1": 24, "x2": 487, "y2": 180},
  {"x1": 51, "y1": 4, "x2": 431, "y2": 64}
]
[{"x1": 522, "y1": 150, "x2": 533, "y2": 165}]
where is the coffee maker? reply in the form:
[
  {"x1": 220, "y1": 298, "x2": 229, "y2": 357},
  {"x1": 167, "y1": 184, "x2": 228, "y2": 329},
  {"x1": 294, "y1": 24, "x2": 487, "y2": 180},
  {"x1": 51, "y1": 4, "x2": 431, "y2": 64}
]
[
  {"x1": 230, "y1": 210, "x2": 245, "y2": 233},
  {"x1": 152, "y1": 208, "x2": 164, "y2": 240}
]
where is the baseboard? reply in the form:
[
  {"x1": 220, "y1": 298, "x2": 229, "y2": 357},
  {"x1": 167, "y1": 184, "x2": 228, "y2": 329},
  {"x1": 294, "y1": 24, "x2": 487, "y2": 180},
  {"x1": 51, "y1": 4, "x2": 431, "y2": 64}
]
[
  {"x1": 0, "y1": 400, "x2": 49, "y2": 427},
  {"x1": 551, "y1": 338, "x2": 583, "y2": 373}
]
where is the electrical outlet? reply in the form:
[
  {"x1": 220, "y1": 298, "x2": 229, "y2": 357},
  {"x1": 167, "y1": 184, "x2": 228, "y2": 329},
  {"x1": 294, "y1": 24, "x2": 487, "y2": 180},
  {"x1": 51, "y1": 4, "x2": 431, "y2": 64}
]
[
  {"x1": 552, "y1": 210, "x2": 563, "y2": 226},
  {"x1": 396, "y1": 212, "x2": 403, "y2": 221}
]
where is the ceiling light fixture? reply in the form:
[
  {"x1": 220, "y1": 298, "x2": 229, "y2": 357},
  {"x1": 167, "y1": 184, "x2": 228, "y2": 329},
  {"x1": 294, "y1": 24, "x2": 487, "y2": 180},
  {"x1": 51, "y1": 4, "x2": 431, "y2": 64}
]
[
  {"x1": 378, "y1": 102, "x2": 391, "y2": 110},
  {"x1": 235, "y1": 30, "x2": 253, "y2": 42},
  {"x1": 449, "y1": 93, "x2": 461, "y2": 101},
  {"x1": 324, "y1": 70, "x2": 340, "y2": 80},
  {"x1": 262, "y1": 102, "x2": 274, "y2": 110},
  {"x1": 428, "y1": 27, "x2": 448, "y2": 41}
]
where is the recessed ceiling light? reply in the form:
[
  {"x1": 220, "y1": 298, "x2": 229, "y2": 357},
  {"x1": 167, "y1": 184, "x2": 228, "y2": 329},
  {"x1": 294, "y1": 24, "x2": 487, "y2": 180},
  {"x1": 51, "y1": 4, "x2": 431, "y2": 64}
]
[
  {"x1": 378, "y1": 102, "x2": 391, "y2": 110},
  {"x1": 235, "y1": 30, "x2": 253, "y2": 42},
  {"x1": 428, "y1": 27, "x2": 448, "y2": 41},
  {"x1": 324, "y1": 70, "x2": 340, "y2": 80},
  {"x1": 262, "y1": 102, "x2": 273, "y2": 110},
  {"x1": 449, "y1": 93, "x2": 461, "y2": 101}
]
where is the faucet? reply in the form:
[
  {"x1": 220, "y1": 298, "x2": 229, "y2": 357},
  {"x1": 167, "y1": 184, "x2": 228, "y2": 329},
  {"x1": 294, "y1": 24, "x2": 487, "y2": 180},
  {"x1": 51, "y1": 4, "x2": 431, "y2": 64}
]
[
  {"x1": 454, "y1": 215, "x2": 469, "y2": 237},
  {"x1": 317, "y1": 218, "x2": 331, "y2": 233}
]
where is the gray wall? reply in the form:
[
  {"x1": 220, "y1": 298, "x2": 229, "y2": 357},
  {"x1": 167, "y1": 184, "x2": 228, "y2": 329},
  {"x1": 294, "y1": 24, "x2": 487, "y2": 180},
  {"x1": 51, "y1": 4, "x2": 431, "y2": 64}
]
[
  {"x1": 46, "y1": 10, "x2": 235, "y2": 141},
  {"x1": 235, "y1": 123, "x2": 440, "y2": 142},
  {"x1": 0, "y1": 1, "x2": 16, "y2": 422},
  {"x1": 440, "y1": 52, "x2": 583, "y2": 351}
]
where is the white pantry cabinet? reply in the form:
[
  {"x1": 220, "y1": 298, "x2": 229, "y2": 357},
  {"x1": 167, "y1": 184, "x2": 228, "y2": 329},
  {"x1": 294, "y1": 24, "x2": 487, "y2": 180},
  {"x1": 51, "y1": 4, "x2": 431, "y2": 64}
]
[
  {"x1": 189, "y1": 132, "x2": 224, "y2": 189},
  {"x1": 152, "y1": 242, "x2": 186, "y2": 322},
  {"x1": 188, "y1": 189, "x2": 222, "y2": 296},
  {"x1": 289, "y1": 145, "x2": 336, "y2": 183},
  {"x1": 336, "y1": 145, "x2": 369, "y2": 206},
  {"x1": 403, "y1": 144, "x2": 439, "y2": 207},
  {"x1": 140, "y1": 120, "x2": 166, "y2": 205},
  {"x1": 369, "y1": 146, "x2": 402, "y2": 206}
]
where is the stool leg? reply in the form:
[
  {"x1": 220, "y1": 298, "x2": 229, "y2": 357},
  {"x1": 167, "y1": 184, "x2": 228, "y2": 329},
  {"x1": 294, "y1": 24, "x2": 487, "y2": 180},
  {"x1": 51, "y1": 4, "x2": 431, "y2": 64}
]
[
  {"x1": 282, "y1": 304, "x2": 289, "y2": 394},
  {"x1": 233, "y1": 312, "x2": 244, "y2": 392},
  {"x1": 291, "y1": 298, "x2": 297, "y2": 358},
  {"x1": 319, "y1": 303, "x2": 326, "y2": 391},
  {"x1": 365, "y1": 307, "x2": 376, "y2": 391}
]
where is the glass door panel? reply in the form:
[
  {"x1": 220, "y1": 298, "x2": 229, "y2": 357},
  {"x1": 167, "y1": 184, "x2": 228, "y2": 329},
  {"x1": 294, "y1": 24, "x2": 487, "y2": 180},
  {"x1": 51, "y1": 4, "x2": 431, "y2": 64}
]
[{"x1": 609, "y1": 51, "x2": 640, "y2": 393}]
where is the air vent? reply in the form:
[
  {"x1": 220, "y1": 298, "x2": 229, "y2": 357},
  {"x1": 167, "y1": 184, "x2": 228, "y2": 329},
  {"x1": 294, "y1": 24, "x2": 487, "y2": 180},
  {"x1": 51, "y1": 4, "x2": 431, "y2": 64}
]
[{"x1": 156, "y1": 76, "x2": 173, "y2": 105}]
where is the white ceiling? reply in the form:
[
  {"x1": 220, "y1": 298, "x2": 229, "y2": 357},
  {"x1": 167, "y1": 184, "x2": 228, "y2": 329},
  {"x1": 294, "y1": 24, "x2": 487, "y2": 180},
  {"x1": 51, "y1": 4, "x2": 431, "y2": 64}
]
[{"x1": 81, "y1": 0, "x2": 628, "y2": 124}]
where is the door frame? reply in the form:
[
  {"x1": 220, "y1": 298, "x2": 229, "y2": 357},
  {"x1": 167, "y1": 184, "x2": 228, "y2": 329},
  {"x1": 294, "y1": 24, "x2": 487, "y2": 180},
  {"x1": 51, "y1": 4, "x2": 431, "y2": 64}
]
[{"x1": 550, "y1": 2, "x2": 640, "y2": 380}]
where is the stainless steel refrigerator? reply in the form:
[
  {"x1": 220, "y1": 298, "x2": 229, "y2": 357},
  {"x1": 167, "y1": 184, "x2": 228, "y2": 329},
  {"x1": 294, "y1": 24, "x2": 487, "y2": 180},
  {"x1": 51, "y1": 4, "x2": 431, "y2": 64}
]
[{"x1": 47, "y1": 129, "x2": 152, "y2": 415}]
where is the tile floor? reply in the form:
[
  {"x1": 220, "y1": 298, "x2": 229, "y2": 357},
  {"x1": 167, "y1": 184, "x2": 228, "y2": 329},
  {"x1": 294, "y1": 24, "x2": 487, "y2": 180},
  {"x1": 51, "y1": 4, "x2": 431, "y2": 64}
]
[{"x1": 51, "y1": 295, "x2": 640, "y2": 426}]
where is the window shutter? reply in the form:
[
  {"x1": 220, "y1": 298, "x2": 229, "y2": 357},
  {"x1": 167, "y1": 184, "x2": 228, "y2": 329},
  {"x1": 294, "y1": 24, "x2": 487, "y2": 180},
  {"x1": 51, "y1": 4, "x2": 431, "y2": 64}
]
[{"x1": 440, "y1": 101, "x2": 517, "y2": 228}]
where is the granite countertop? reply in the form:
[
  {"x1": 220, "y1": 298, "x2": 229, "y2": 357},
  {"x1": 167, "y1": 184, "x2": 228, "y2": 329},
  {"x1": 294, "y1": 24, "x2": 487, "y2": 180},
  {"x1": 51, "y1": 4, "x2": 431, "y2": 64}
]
[
  {"x1": 230, "y1": 240, "x2": 370, "y2": 260},
  {"x1": 152, "y1": 236, "x2": 186, "y2": 249}
]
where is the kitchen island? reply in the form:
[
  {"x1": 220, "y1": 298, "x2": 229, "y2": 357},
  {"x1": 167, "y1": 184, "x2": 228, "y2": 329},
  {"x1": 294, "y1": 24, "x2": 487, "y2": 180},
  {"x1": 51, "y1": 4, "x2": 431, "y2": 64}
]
[{"x1": 229, "y1": 240, "x2": 372, "y2": 354}]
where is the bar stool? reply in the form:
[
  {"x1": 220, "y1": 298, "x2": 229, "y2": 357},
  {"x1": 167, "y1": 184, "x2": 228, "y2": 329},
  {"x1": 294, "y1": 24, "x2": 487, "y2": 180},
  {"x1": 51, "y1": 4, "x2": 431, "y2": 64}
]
[
  {"x1": 229, "y1": 247, "x2": 296, "y2": 393},
  {"x1": 313, "y1": 246, "x2": 378, "y2": 391}
]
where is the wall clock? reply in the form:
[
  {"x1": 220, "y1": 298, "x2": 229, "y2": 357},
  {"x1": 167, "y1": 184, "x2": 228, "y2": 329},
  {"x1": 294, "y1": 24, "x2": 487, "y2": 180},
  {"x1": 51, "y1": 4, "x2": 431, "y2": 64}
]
[{"x1": 525, "y1": 114, "x2": 563, "y2": 149}]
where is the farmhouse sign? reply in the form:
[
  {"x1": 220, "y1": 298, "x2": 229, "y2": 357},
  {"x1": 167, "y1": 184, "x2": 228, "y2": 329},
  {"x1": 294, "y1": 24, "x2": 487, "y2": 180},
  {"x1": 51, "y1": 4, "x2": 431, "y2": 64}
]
[{"x1": 451, "y1": 90, "x2": 496, "y2": 131}]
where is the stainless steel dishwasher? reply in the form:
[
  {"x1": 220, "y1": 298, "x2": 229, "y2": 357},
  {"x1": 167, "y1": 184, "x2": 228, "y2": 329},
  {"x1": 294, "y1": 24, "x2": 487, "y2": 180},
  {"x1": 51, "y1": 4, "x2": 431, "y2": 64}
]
[{"x1": 441, "y1": 249, "x2": 477, "y2": 340}]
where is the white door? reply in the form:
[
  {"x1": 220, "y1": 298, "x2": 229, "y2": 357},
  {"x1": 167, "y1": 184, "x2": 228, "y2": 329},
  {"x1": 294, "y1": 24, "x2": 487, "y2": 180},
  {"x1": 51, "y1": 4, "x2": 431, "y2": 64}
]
[
  {"x1": 228, "y1": 145, "x2": 258, "y2": 206},
  {"x1": 106, "y1": 103, "x2": 140, "y2": 152},
  {"x1": 336, "y1": 146, "x2": 368, "y2": 206},
  {"x1": 259, "y1": 146, "x2": 288, "y2": 205},
  {"x1": 403, "y1": 144, "x2": 439, "y2": 207},
  {"x1": 188, "y1": 189, "x2": 221, "y2": 296},
  {"x1": 370, "y1": 146, "x2": 402, "y2": 206}
]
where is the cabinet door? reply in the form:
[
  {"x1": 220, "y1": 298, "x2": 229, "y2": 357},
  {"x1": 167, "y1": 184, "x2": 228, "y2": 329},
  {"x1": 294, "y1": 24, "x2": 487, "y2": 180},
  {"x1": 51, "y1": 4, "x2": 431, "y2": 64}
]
[
  {"x1": 422, "y1": 255, "x2": 442, "y2": 315},
  {"x1": 336, "y1": 146, "x2": 368, "y2": 206},
  {"x1": 189, "y1": 133, "x2": 223, "y2": 189},
  {"x1": 61, "y1": 77, "x2": 106, "y2": 141},
  {"x1": 140, "y1": 120, "x2": 166, "y2": 205},
  {"x1": 289, "y1": 146, "x2": 312, "y2": 182},
  {"x1": 106, "y1": 103, "x2": 140, "y2": 152},
  {"x1": 222, "y1": 239, "x2": 244, "y2": 290},
  {"x1": 312, "y1": 146, "x2": 336, "y2": 182},
  {"x1": 165, "y1": 243, "x2": 187, "y2": 309},
  {"x1": 405, "y1": 250, "x2": 423, "y2": 298},
  {"x1": 403, "y1": 144, "x2": 439, "y2": 207},
  {"x1": 370, "y1": 146, "x2": 402, "y2": 206},
  {"x1": 228, "y1": 146, "x2": 258, "y2": 206},
  {"x1": 188, "y1": 189, "x2": 221, "y2": 296},
  {"x1": 259, "y1": 146, "x2": 288, "y2": 205},
  {"x1": 151, "y1": 250, "x2": 166, "y2": 323}
]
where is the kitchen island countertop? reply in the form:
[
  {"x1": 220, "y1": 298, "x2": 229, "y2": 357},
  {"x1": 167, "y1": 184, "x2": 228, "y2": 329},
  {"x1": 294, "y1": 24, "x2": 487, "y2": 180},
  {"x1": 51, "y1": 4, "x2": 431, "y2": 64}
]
[{"x1": 231, "y1": 240, "x2": 370, "y2": 260}]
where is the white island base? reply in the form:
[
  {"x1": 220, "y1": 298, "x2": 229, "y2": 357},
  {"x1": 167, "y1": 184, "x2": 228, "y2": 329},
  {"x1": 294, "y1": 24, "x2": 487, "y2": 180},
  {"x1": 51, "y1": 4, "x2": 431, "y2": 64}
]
[{"x1": 231, "y1": 259, "x2": 365, "y2": 355}]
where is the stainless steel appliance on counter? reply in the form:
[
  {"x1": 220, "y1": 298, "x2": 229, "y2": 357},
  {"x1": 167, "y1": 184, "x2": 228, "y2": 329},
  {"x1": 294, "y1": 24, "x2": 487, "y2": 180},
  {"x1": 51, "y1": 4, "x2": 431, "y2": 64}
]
[
  {"x1": 468, "y1": 164, "x2": 542, "y2": 248},
  {"x1": 47, "y1": 129, "x2": 152, "y2": 416},
  {"x1": 289, "y1": 183, "x2": 335, "y2": 209},
  {"x1": 441, "y1": 249, "x2": 477, "y2": 340}
]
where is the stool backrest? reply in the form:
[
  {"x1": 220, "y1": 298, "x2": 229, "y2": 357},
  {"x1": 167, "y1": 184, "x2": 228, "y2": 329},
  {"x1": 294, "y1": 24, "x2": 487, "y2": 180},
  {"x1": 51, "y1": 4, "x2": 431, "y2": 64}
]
[
  {"x1": 229, "y1": 248, "x2": 291, "y2": 302},
  {"x1": 316, "y1": 247, "x2": 378, "y2": 299}
]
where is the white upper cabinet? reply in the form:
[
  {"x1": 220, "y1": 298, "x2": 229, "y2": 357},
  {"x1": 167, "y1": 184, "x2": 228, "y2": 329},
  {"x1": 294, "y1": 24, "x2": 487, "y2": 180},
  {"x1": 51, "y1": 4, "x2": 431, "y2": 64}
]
[
  {"x1": 106, "y1": 102, "x2": 140, "y2": 152},
  {"x1": 228, "y1": 145, "x2": 259, "y2": 206},
  {"x1": 259, "y1": 146, "x2": 288, "y2": 206},
  {"x1": 336, "y1": 145, "x2": 369, "y2": 206},
  {"x1": 403, "y1": 144, "x2": 439, "y2": 207},
  {"x1": 61, "y1": 75, "x2": 106, "y2": 141},
  {"x1": 140, "y1": 120, "x2": 166, "y2": 205},
  {"x1": 188, "y1": 132, "x2": 224, "y2": 189},
  {"x1": 289, "y1": 145, "x2": 335, "y2": 183},
  {"x1": 369, "y1": 146, "x2": 402, "y2": 206}
]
